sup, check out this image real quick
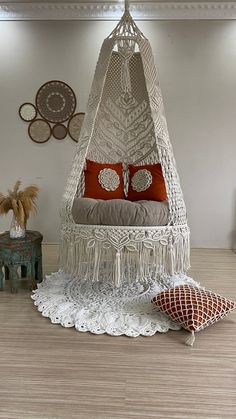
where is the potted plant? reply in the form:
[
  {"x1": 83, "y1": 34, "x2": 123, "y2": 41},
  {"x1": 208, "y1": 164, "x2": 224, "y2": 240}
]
[{"x1": 0, "y1": 181, "x2": 39, "y2": 238}]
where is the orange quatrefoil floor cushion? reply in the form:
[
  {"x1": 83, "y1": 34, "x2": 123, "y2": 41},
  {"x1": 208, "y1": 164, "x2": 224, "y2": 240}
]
[{"x1": 152, "y1": 284, "x2": 236, "y2": 345}]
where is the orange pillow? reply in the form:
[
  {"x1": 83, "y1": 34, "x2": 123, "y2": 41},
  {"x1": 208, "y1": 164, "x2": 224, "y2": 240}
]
[
  {"x1": 83, "y1": 159, "x2": 125, "y2": 200},
  {"x1": 127, "y1": 163, "x2": 167, "y2": 201},
  {"x1": 152, "y1": 284, "x2": 236, "y2": 346}
]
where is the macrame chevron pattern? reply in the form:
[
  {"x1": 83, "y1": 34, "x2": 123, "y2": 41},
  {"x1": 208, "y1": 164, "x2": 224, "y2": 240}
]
[
  {"x1": 87, "y1": 95, "x2": 158, "y2": 165},
  {"x1": 87, "y1": 51, "x2": 158, "y2": 165}
]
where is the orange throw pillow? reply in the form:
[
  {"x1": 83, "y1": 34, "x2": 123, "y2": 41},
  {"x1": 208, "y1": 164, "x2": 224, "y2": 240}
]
[
  {"x1": 127, "y1": 163, "x2": 167, "y2": 201},
  {"x1": 152, "y1": 284, "x2": 236, "y2": 345},
  {"x1": 84, "y1": 159, "x2": 125, "y2": 200}
]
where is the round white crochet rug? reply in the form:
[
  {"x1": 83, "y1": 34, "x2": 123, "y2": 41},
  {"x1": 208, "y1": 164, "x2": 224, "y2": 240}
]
[{"x1": 32, "y1": 271, "x2": 197, "y2": 337}]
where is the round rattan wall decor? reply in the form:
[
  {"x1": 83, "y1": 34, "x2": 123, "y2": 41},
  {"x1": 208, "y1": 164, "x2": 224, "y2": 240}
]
[
  {"x1": 53, "y1": 123, "x2": 67, "y2": 140},
  {"x1": 28, "y1": 119, "x2": 52, "y2": 144},
  {"x1": 19, "y1": 103, "x2": 37, "y2": 122},
  {"x1": 36, "y1": 80, "x2": 76, "y2": 124},
  {"x1": 68, "y1": 112, "x2": 85, "y2": 142}
]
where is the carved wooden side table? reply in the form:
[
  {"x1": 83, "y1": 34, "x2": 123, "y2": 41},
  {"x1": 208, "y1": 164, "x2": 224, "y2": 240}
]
[{"x1": 0, "y1": 230, "x2": 43, "y2": 293}]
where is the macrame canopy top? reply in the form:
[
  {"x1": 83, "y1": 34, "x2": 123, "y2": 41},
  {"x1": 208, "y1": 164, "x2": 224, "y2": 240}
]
[
  {"x1": 107, "y1": 1, "x2": 145, "y2": 94},
  {"x1": 109, "y1": 1, "x2": 145, "y2": 41}
]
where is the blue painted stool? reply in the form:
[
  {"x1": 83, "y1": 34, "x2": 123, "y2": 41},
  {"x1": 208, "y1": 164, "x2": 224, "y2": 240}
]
[{"x1": 0, "y1": 230, "x2": 43, "y2": 293}]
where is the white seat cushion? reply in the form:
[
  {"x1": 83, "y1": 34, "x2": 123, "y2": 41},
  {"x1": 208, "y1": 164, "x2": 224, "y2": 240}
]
[{"x1": 72, "y1": 198, "x2": 169, "y2": 226}]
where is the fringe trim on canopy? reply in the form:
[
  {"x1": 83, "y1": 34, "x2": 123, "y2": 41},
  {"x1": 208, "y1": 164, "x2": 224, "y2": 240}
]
[{"x1": 59, "y1": 224, "x2": 190, "y2": 287}]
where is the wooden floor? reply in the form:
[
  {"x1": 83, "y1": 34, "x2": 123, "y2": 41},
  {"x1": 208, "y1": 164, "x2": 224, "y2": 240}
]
[{"x1": 0, "y1": 247, "x2": 236, "y2": 419}]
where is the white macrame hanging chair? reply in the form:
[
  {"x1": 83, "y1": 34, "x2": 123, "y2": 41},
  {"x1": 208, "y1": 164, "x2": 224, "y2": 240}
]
[{"x1": 60, "y1": 1, "x2": 190, "y2": 287}]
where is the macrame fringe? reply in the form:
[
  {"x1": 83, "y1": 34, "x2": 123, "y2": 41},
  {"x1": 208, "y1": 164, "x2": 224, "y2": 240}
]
[
  {"x1": 115, "y1": 251, "x2": 121, "y2": 287},
  {"x1": 185, "y1": 330, "x2": 195, "y2": 347},
  {"x1": 59, "y1": 229, "x2": 190, "y2": 287}
]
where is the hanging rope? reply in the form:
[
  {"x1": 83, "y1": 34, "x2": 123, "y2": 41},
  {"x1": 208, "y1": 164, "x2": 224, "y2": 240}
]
[{"x1": 125, "y1": 0, "x2": 130, "y2": 13}]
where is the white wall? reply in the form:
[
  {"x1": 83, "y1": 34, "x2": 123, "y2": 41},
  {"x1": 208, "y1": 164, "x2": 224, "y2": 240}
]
[{"x1": 0, "y1": 20, "x2": 236, "y2": 248}]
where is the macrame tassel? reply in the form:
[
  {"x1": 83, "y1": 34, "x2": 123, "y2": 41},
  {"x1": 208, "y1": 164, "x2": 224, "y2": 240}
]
[
  {"x1": 93, "y1": 245, "x2": 101, "y2": 283},
  {"x1": 138, "y1": 247, "x2": 144, "y2": 282},
  {"x1": 115, "y1": 251, "x2": 121, "y2": 287},
  {"x1": 185, "y1": 330, "x2": 195, "y2": 347},
  {"x1": 168, "y1": 243, "x2": 175, "y2": 276}
]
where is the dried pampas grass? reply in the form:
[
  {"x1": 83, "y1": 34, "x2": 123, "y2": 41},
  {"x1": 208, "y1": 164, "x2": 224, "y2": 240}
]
[{"x1": 0, "y1": 181, "x2": 39, "y2": 228}]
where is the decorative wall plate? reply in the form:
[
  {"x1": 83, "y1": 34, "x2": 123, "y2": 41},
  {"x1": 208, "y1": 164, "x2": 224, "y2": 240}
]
[
  {"x1": 19, "y1": 103, "x2": 37, "y2": 122},
  {"x1": 52, "y1": 123, "x2": 67, "y2": 140},
  {"x1": 28, "y1": 119, "x2": 51, "y2": 143},
  {"x1": 36, "y1": 80, "x2": 76, "y2": 123},
  {"x1": 68, "y1": 112, "x2": 85, "y2": 142}
]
